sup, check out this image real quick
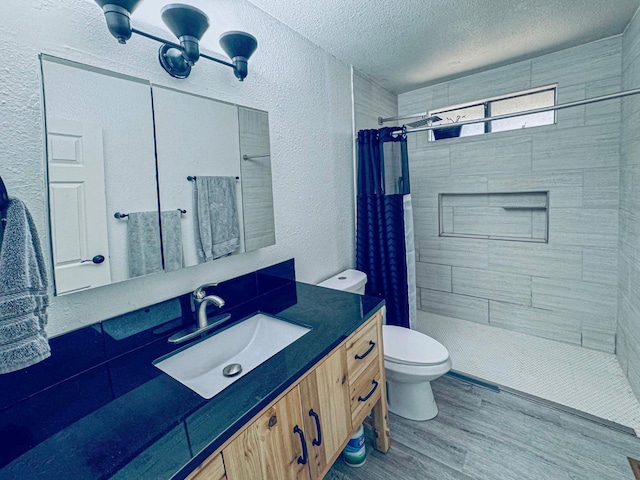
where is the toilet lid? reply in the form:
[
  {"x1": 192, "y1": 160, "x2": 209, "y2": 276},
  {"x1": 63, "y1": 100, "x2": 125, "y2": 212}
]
[{"x1": 382, "y1": 325, "x2": 449, "y2": 366}]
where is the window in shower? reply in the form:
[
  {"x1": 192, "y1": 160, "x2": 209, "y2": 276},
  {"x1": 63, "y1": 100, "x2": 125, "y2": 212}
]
[
  {"x1": 438, "y1": 191, "x2": 549, "y2": 243},
  {"x1": 428, "y1": 85, "x2": 556, "y2": 141}
]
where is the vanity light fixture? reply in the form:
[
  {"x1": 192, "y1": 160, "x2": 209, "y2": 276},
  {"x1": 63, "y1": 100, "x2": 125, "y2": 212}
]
[{"x1": 93, "y1": 0, "x2": 258, "y2": 81}]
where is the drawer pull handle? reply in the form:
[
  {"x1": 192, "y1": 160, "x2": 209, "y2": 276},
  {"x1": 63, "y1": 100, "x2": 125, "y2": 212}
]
[
  {"x1": 358, "y1": 379, "x2": 379, "y2": 402},
  {"x1": 293, "y1": 425, "x2": 308, "y2": 465},
  {"x1": 309, "y1": 409, "x2": 322, "y2": 447},
  {"x1": 354, "y1": 341, "x2": 376, "y2": 360}
]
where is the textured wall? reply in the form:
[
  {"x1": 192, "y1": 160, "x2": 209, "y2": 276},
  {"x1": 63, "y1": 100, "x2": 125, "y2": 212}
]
[
  {"x1": 399, "y1": 37, "x2": 623, "y2": 353},
  {"x1": 0, "y1": 0, "x2": 354, "y2": 336},
  {"x1": 617, "y1": 10, "x2": 640, "y2": 397}
]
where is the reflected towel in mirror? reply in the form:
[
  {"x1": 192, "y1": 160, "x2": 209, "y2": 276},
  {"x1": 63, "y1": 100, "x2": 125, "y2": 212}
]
[
  {"x1": 193, "y1": 176, "x2": 240, "y2": 263},
  {"x1": 161, "y1": 210, "x2": 184, "y2": 272},
  {"x1": 0, "y1": 198, "x2": 51, "y2": 374},
  {"x1": 127, "y1": 211, "x2": 163, "y2": 278}
]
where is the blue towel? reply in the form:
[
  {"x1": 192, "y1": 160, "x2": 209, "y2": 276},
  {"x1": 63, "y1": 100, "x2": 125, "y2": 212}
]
[
  {"x1": 0, "y1": 198, "x2": 50, "y2": 374},
  {"x1": 193, "y1": 177, "x2": 240, "y2": 263}
]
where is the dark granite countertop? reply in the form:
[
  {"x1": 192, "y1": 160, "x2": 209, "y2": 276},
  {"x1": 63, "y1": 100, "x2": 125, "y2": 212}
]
[{"x1": 0, "y1": 261, "x2": 384, "y2": 480}]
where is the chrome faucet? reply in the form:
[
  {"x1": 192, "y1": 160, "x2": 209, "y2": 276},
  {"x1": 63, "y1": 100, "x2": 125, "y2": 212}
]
[
  {"x1": 168, "y1": 284, "x2": 230, "y2": 344},
  {"x1": 193, "y1": 283, "x2": 221, "y2": 303},
  {"x1": 197, "y1": 294, "x2": 225, "y2": 328}
]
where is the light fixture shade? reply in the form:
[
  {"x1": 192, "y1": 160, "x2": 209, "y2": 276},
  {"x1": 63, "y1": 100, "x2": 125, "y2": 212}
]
[
  {"x1": 94, "y1": 0, "x2": 142, "y2": 44},
  {"x1": 161, "y1": 4, "x2": 210, "y2": 41},
  {"x1": 94, "y1": 0, "x2": 141, "y2": 10},
  {"x1": 219, "y1": 31, "x2": 258, "y2": 81},
  {"x1": 161, "y1": 4, "x2": 209, "y2": 64},
  {"x1": 219, "y1": 31, "x2": 258, "y2": 61}
]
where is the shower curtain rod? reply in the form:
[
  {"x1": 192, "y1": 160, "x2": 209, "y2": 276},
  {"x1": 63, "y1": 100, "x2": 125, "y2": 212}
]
[{"x1": 383, "y1": 86, "x2": 640, "y2": 136}]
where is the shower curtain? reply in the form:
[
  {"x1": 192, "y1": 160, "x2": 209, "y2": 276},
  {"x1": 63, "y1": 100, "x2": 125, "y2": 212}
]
[{"x1": 356, "y1": 127, "x2": 417, "y2": 328}]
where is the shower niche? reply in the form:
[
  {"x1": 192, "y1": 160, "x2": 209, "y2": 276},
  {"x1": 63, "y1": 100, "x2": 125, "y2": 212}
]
[{"x1": 438, "y1": 191, "x2": 549, "y2": 243}]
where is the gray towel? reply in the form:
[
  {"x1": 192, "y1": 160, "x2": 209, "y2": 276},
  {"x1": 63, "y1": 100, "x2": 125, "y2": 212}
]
[
  {"x1": 161, "y1": 210, "x2": 183, "y2": 272},
  {"x1": 127, "y1": 211, "x2": 163, "y2": 278},
  {"x1": 0, "y1": 198, "x2": 51, "y2": 374},
  {"x1": 193, "y1": 176, "x2": 240, "y2": 263}
]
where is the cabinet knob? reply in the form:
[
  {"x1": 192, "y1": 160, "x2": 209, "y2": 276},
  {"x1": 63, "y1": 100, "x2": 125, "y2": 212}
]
[{"x1": 81, "y1": 255, "x2": 105, "y2": 265}]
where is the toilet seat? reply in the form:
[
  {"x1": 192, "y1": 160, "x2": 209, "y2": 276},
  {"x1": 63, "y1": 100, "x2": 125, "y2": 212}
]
[{"x1": 383, "y1": 325, "x2": 449, "y2": 366}]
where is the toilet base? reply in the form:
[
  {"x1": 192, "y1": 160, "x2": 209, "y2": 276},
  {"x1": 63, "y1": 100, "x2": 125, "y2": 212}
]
[{"x1": 387, "y1": 379, "x2": 438, "y2": 421}]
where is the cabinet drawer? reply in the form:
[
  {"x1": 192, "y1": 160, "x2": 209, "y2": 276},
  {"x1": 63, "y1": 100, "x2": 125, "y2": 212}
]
[
  {"x1": 187, "y1": 452, "x2": 225, "y2": 480},
  {"x1": 349, "y1": 358, "x2": 382, "y2": 428},
  {"x1": 346, "y1": 317, "x2": 380, "y2": 383}
]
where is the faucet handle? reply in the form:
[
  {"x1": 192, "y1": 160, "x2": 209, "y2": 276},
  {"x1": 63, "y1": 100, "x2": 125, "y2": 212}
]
[{"x1": 193, "y1": 282, "x2": 219, "y2": 302}]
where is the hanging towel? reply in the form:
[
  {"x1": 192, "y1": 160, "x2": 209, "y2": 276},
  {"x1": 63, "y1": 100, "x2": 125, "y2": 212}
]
[
  {"x1": 193, "y1": 176, "x2": 240, "y2": 263},
  {"x1": 127, "y1": 211, "x2": 163, "y2": 278},
  {"x1": 161, "y1": 210, "x2": 184, "y2": 272},
  {"x1": 0, "y1": 198, "x2": 51, "y2": 374}
]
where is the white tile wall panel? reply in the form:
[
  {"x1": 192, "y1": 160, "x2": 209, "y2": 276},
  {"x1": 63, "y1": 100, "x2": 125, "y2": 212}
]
[
  {"x1": 450, "y1": 136, "x2": 532, "y2": 176},
  {"x1": 531, "y1": 36, "x2": 622, "y2": 88},
  {"x1": 419, "y1": 236, "x2": 489, "y2": 269},
  {"x1": 452, "y1": 267, "x2": 532, "y2": 304},
  {"x1": 623, "y1": 12, "x2": 640, "y2": 73},
  {"x1": 585, "y1": 77, "x2": 622, "y2": 126},
  {"x1": 450, "y1": 206, "x2": 534, "y2": 238},
  {"x1": 420, "y1": 288, "x2": 489, "y2": 324},
  {"x1": 447, "y1": 61, "x2": 532, "y2": 106},
  {"x1": 488, "y1": 171, "x2": 584, "y2": 208},
  {"x1": 408, "y1": 144, "x2": 451, "y2": 180},
  {"x1": 532, "y1": 277, "x2": 617, "y2": 325},
  {"x1": 416, "y1": 262, "x2": 452, "y2": 292},
  {"x1": 583, "y1": 167, "x2": 620, "y2": 209},
  {"x1": 413, "y1": 207, "x2": 441, "y2": 238},
  {"x1": 353, "y1": 70, "x2": 398, "y2": 131},
  {"x1": 550, "y1": 208, "x2": 618, "y2": 248},
  {"x1": 398, "y1": 83, "x2": 449, "y2": 116},
  {"x1": 532, "y1": 124, "x2": 620, "y2": 171},
  {"x1": 582, "y1": 247, "x2": 618, "y2": 285},
  {"x1": 555, "y1": 83, "x2": 586, "y2": 128},
  {"x1": 582, "y1": 328, "x2": 616, "y2": 354},
  {"x1": 489, "y1": 243, "x2": 582, "y2": 279},
  {"x1": 489, "y1": 300, "x2": 582, "y2": 345}
]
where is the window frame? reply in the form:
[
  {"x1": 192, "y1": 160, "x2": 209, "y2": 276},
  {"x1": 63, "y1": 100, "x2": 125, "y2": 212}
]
[{"x1": 428, "y1": 84, "x2": 557, "y2": 140}]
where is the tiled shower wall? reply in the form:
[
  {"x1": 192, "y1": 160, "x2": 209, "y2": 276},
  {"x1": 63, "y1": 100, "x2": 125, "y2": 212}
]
[
  {"x1": 353, "y1": 69, "x2": 398, "y2": 132},
  {"x1": 617, "y1": 10, "x2": 640, "y2": 397},
  {"x1": 398, "y1": 37, "x2": 623, "y2": 353}
]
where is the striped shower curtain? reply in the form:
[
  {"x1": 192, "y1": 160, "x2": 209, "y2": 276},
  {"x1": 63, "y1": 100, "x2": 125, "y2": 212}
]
[{"x1": 355, "y1": 128, "x2": 417, "y2": 328}]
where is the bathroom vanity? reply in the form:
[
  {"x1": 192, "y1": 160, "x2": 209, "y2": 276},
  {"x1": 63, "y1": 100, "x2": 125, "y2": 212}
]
[
  {"x1": 0, "y1": 261, "x2": 389, "y2": 480},
  {"x1": 189, "y1": 308, "x2": 389, "y2": 480}
]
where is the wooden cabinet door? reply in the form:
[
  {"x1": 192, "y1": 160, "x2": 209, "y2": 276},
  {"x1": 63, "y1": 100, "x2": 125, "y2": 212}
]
[
  {"x1": 223, "y1": 386, "x2": 311, "y2": 480},
  {"x1": 300, "y1": 346, "x2": 351, "y2": 479}
]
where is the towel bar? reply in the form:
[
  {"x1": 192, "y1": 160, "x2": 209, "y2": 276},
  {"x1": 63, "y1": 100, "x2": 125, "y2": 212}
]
[
  {"x1": 114, "y1": 209, "x2": 186, "y2": 219},
  {"x1": 242, "y1": 154, "x2": 269, "y2": 161},
  {"x1": 187, "y1": 176, "x2": 240, "y2": 181}
]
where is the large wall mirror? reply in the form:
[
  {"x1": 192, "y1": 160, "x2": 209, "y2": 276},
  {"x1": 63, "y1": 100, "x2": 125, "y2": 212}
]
[{"x1": 40, "y1": 55, "x2": 275, "y2": 296}]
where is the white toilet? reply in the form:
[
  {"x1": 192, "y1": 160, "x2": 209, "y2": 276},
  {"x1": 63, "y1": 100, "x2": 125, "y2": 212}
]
[{"x1": 318, "y1": 269, "x2": 452, "y2": 421}]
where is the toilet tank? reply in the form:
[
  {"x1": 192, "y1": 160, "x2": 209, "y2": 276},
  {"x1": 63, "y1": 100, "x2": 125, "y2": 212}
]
[{"x1": 318, "y1": 269, "x2": 367, "y2": 295}]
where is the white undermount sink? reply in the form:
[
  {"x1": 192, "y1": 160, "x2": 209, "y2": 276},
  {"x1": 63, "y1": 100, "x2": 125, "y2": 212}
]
[{"x1": 153, "y1": 313, "x2": 311, "y2": 399}]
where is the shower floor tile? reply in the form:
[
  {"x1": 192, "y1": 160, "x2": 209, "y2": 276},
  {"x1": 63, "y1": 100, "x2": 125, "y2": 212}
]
[{"x1": 417, "y1": 311, "x2": 640, "y2": 436}]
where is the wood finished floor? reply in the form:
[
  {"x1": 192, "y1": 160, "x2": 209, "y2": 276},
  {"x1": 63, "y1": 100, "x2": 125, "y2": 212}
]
[{"x1": 328, "y1": 375, "x2": 640, "y2": 480}]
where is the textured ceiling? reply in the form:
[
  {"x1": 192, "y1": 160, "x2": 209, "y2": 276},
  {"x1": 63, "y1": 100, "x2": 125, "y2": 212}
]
[{"x1": 246, "y1": 0, "x2": 640, "y2": 93}]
